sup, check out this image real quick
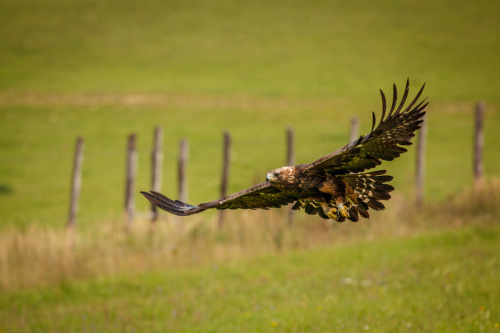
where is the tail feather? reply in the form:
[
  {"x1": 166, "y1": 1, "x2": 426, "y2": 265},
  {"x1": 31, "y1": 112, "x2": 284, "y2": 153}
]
[{"x1": 340, "y1": 170, "x2": 394, "y2": 220}]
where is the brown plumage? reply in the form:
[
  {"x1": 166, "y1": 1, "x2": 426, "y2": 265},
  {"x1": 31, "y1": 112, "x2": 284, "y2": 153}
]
[{"x1": 142, "y1": 79, "x2": 428, "y2": 222}]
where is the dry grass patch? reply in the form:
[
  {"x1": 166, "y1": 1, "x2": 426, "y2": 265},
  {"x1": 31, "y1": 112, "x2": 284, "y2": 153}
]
[{"x1": 1, "y1": 179, "x2": 498, "y2": 292}]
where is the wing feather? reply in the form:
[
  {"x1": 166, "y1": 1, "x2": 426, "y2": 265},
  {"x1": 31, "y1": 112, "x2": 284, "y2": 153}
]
[
  {"x1": 141, "y1": 191, "x2": 205, "y2": 216},
  {"x1": 303, "y1": 80, "x2": 427, "y2": 174},
  {"x1": 339, "y1": 170, "x2": 394, "y2": 215},
  {"x1": 204, "y1": 182, "x2": 296, "y2": 210},
  {"x1": 141, "y1": 182, "x2": 296, "y2": 216}
]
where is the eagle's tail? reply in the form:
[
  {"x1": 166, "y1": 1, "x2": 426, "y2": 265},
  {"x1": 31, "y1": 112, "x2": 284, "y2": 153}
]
[{"x1": 339, "y1": 170, "x2": 395, "y2": 221}]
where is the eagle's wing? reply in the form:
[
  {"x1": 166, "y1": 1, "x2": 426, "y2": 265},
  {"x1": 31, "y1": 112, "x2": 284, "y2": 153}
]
[
  {"x1": 303, "y1": 79, "x2": 427, "y2": 174},
  {"x1": 141, "y1": 182, "x2": 296, "y2": 216}
]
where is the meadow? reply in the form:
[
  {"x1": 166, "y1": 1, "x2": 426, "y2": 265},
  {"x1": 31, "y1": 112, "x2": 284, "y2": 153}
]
[
  {"x1": 0, "y1": 0, "x2": 499, "y2": 331},
  {"x1": 1, "y1": 227, "x2": 500, "y2": 332},
  {"x1": 1, "y1": 183, "x2": 499, "y2": 332},
  {"x1": 1, "y1": 0, "x2": 500, "y2": 228}
]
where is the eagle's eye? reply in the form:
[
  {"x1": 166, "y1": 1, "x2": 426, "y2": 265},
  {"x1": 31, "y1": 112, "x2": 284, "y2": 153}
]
[{"x1": 274, "y1": 172, "x2": 280, "y2": 177}]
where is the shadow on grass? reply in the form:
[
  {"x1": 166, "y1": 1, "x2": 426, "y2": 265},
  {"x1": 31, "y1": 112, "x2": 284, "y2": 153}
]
[{"x1": 0, "y1": 184, "x2": 12, "y2": 195}]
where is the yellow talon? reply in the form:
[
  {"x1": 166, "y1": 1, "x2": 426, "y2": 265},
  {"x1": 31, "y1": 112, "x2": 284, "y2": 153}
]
[
  {"x1": 318, "y1": 200, "x2": 350, "y2": 221},
  {"x1": 320, "y1": 202, "x2": 338, "y2": 220},
  {"x1": 338, "y1": 203, "x2": 350, "y2": 218}
]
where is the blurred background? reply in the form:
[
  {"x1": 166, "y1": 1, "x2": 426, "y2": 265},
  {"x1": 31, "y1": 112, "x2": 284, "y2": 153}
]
[
  {"x1": 0, "y1": 0, "x2": 499, "y2": 331},
  {"x1": 1, "y1": 0, "x2": 499, "y2": 228}
]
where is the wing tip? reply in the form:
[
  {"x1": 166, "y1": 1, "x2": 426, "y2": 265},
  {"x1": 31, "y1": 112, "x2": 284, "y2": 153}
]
[{"x1": 141, "y1": 191, "x2": 205, "y2": 216}]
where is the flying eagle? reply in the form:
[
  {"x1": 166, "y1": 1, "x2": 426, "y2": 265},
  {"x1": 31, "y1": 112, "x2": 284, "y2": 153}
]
[{"x1": 142, "y1": 80, "x2": 427, "y2": 222}]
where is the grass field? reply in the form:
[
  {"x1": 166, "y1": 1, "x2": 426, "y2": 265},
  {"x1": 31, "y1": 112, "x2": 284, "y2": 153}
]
[
  {"x1": 1, "y1": 182, "x2": 499, "y2": 331},
  {"x1": 1, "y1": 224, "x2": 499, "y2": 332},
  {"x1": 1, "y1": 0, "x2": 500, "y2": 228},
  {"x1": 0, "y1": 0, "x2": 499, "y2": 331},
  {"x1": 1, "y1": 0, "x2": 499, "y2": 100}
]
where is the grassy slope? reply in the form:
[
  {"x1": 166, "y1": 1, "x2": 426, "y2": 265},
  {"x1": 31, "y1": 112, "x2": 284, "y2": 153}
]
[
  {"x1": 1, "y1": 99, "x2": 499, "y2": 228},
  {"x1": 1, "y1": 2, "x2": 499, "y2": 331},
  {"x1": 1, "y1": 225, "x2": 498, "y2": 332},
  {"x1": 0, "y1": 0, "x2": 499, "y2": 228},
  {"x1": 0, "y1": 0, "x2": 499, "y2": 100},
  {"x1": 0, "y1": 2, "x2": 499, "y2": 331}
]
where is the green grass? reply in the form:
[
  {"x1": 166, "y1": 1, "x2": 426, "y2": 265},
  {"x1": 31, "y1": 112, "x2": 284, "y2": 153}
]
[
  {"x1": 1, "y1": 225, "x2": 498, "y2": 332},
  {"x1": 1, "y1": 0, "x2": 499, "y2": 101},
  {"x1": 1, "y1": 178, "x2": 499, "y2": 331},
  {"x1": 1, "y1": 1, "x2": 499, "y2": 331}
]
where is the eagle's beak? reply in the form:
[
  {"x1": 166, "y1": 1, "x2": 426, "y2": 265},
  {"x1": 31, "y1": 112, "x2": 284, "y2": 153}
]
[{"x1": 266, "y1": 173, "x2": 276, "y2": 182}]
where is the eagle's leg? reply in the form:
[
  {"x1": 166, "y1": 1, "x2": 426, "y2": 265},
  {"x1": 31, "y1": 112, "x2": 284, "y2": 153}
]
[
  {"x1": 318, "y1": 176, "x2": 351, "y2": 221},
  {"x1": 316, "y1": 200, "x2": 348, "y2": 221},
  {"x1": 317, "y1": 201, "x2": 338, "y2": 220},
  {"x1": 300, "y1": 196, "x2": 338, "y2": 220},
  {"x1": 335, "y1": 197, "x2": 350, "y2": 219}
]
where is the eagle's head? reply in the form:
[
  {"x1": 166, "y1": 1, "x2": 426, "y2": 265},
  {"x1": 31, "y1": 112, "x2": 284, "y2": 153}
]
[{"x1": 266, "y1": 166, "x2": 296, "y2": 185}]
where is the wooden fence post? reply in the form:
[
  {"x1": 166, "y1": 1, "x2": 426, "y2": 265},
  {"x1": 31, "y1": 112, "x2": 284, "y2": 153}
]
[
  {"x1": 286, "y1": 126, "x2": 295, "y2": 167},
  {"x1": 350, "y1": 116, "x2": 359, "y2": 142},
  {"x1": 286, "y1": 126, "x2": 296, "y2": 225},
  {"x1": 415, "y1": 115, "x2": 427, "y2": 208},
  {"x1": 474, "y1": 101, "x2": 485, "y2": 191},
  {"x1": 124, "y1": 134, "x2": 137, "y2": 231},
  {"x1": 218, "y1": 131, "x2": 231, "y2": 229},
  {"x1": 178, "y1": 138, "x2": 189, "y2": 204},
  {"x1": 151, "y1": 127, "x2": 163, "y2": 223},
  {"x1": 67, "y1": 137, "x2": 84, "y2": 246}
]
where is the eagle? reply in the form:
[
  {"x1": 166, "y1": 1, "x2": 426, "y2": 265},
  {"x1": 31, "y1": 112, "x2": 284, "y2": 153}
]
[{"x1": 142, "y1": 80, "x2": 427, "y2": 222}]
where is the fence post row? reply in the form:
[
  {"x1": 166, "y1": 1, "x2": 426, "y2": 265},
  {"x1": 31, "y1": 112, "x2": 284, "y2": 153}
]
[
  {"x1": 474, "y1": 102, "x2": 485, "y2": 191},
  {"x1": 286, "y1": 126, "x2": 296, "y2": 225},
  {"x1": 151, "y1": 127, "x2": 163, "y2": 222},
  {"x1": 286, "y1": 126, "x2": 295, "y2": 167},
  {"x1": 69, "y1": 103, "x2": 491, "y2": 232},
  {"x1": 218, "y1": 131, "x2": 231, "y2": 229},
  {"x1": 124, "y1": 133, "x2": 137, "y2": 230},
  {"x1": 178, "y1": 138, "x2": 189, "y2": 204},
  {"x1": 350, "y1": 116, "x2": 359, "y2": 143},
  {"x1": 67, "y1": 137, "x2": 84, "y2": 232},
  {"x1": 415, "y1": 115, "x2": 428, "y2": 208}
]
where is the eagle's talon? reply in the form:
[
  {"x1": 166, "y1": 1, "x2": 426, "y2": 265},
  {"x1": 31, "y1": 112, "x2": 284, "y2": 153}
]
[
  {"x1": 319, "y1": 202, "x2": 338, "y2": 220},
  {"x1": 324, "y1": 208, "x2": 337, "y2": 220},
  {"x1": 337, "y1": 203, "x2": 350, "y2": 219}
]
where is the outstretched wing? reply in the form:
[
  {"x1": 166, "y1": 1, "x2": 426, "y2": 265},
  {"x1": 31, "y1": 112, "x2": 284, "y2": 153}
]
[
  {"x1": 141, "y1": 182, "x2": 296, "y2": 216},
  {"x1": 304, "y1": 79, "x2": 427, "y2": 174}
]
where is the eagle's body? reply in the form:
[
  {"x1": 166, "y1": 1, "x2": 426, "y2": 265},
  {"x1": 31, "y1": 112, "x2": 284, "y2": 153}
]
[
  {"x1": 142, "y1": 80, "x2": 427, "y2": 222},
  {"x1": 264, "y1": 165, "x2": 392, "y2": 221}
]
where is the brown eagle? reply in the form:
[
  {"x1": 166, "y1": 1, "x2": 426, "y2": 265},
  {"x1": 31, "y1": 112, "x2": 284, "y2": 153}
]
[{"x1": 142, "y1": 80, "x2": 427, "y2": 222}]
